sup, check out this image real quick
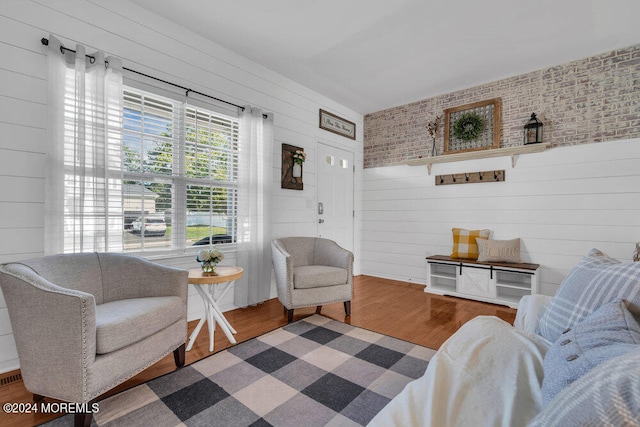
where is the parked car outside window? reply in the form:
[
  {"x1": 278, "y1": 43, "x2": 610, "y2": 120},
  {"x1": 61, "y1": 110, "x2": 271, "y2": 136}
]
[
  {"x1": 131, "y1": 216, "x2": 167, "y2": 237},
  {"x1": 192, "y1": 235, "x2": 233, "y2": 246}
]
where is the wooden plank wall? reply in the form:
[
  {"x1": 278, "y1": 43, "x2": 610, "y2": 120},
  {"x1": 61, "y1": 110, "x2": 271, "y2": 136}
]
[
  {"x1": 0, "y1": 0, "x2": 363, "y2": 373},
  {"x1": 362, "y1": 138, "x2": 640, "y2": 296}
]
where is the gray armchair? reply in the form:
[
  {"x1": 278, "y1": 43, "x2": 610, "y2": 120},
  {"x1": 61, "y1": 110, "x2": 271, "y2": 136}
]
[
  {"x1": 0, "y1": 252, "x2": 188, "y2": 427},
  {"x1": 272, "y1": 237, "x2": 353, "y2": 322}
]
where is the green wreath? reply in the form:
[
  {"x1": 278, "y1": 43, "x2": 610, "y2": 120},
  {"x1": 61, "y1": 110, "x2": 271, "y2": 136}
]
[{"x1": 452, "y1": 112, "x2": 485, "y2": 141}]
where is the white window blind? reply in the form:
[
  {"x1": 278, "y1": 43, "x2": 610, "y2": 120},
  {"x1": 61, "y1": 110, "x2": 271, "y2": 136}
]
[{"x1": 122, "y1": 87, "x2": 239, "y2": 253}]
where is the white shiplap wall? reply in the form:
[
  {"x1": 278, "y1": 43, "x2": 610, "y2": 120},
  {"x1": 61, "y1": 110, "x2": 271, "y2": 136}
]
[
  {"x1": 0, "y1": 0, "x2": 363, "y2": 373},
  {"x1": 362, "y1": 138, "x2": 640, "y2": 295}
]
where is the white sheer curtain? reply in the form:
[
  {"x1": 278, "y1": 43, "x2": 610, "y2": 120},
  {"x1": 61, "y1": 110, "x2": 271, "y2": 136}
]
[
  {"x1": 44, "y1": 35, "x2": 124, "y2": 254},
  {"x1": 235, "y1": 107, "x2": 274, "y2": 306}
]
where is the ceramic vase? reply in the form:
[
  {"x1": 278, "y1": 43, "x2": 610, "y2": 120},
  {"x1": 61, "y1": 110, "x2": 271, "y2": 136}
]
[{"x1": 292, "y1": 162, "x2": 302, "y2": 178}]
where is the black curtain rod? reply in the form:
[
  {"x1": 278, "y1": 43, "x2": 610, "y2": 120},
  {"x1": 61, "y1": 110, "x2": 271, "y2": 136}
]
[{"x1": 41, "y1": 37, "x2": 268, "y2": 118}]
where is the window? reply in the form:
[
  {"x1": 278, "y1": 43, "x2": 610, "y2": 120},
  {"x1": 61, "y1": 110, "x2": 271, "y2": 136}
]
[
  {"x1": 45, "y1": 42, "x2": 247, "y2": 256},
  {"x1": 122, "y1": 87, "x2": 239, "y2": 253}
]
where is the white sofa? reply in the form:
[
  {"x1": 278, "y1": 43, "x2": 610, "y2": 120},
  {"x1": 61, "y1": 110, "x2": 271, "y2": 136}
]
[{"x1": 369, "y1": 249, "x2": 640, "y2": 427}]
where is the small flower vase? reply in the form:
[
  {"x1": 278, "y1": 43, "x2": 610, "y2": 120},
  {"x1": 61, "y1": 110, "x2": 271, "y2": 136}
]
[
  {"x1": 292, "y1": 162, "x2": 302, "y2": 178},
  {"x1": 201, "y1": 261, "x2": 216, "y2": 274},
  {"x1": 431, "y1": 139, "x2": 437, "y2": 157}
]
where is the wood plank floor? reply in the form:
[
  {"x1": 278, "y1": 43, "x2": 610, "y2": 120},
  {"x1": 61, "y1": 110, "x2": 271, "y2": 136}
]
[{"x1": 0, "y1": 275, "x2": 516, "y2": 427}]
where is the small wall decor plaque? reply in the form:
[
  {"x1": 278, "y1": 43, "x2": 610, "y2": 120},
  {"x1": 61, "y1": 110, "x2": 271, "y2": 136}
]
[
  {"x1": 444, "y1": 98, "x2": 501, "y2": 155},
  {"x1": 281, "y1": 143, "x2": 304, "y2": 190},
  {"x1": 319, "y1": 109, "x2": 356, "y2": 140}
]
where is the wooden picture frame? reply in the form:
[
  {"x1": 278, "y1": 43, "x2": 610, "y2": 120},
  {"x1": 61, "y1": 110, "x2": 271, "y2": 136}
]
[
  {"x1": 319, "y1": 109, "x2": 356, "y2": 140},
  {"x1": 281, "y1": 143, "x2": 303, "y2": 190},
  {"x1": 444, "y1": 98, "x2": 501, "y2": 155}
]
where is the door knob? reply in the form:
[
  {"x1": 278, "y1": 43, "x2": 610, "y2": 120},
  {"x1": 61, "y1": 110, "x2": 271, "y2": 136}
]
[{"x1": 318, "y1": 219, "x2": 324, "y2": 224}]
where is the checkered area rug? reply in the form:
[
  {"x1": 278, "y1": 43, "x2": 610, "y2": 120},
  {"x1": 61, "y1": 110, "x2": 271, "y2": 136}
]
[{"x1": 45, "y1": 315, "x2": 435, "y2": 427}]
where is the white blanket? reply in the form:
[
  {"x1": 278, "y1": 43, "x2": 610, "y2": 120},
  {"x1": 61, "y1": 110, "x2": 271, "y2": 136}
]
[{"x1": 368, "y1": 316, "x2": 550, "y2": 427}]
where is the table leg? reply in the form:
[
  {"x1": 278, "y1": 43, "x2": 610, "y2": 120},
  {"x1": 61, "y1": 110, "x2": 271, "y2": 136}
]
[
  {"x1": 188, "y1": 281, "x2": 239, "y2": 352},
  {"x1": 187, "y1": 286, "x2": 212, "y2": 351},
  {"x1": 205, "y1": 297, "x2": 215, "y2": 352},
  {"x1": 186, "y1": 315, "x2": 206, "y2": 352},
  {"x1": 190, "y1": 286, "x2": 218, "y2": 352},
  {"x1": 209, "y1": 281, "x2": 238, "y2": 334},
  {"x1": 198, "y1": 287, "x2": 237, "y2": 345},
  {"x1": 207, "y1": 297, "x2": 237, "y2": 335}
]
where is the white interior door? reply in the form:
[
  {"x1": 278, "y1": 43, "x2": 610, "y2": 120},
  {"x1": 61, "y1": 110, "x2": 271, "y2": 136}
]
[{"x1": 316, "y1": 142, "x2": 354, "y2": 252}]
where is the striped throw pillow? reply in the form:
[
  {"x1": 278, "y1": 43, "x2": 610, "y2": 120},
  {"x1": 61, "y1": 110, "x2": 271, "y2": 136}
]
[
  {"x1": 530, "y1": 347, "x2": 640, "y2": 427},
  {"x1": 451, "y1": 228, "x2": 490, "y2": 260},
  {"x1": 540, "y1": 299, "x2": 640, "y2": 406},
  {"x1": 537, "y1": 248, "x2": 640, "y2": 343}
]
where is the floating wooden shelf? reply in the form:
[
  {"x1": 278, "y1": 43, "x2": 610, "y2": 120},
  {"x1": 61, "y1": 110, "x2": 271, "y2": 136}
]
[{"x1": 406, "y1": 143, "x2": 551, "y2": 174}]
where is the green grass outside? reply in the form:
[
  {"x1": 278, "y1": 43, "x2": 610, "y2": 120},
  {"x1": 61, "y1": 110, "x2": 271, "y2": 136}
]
[{"x1": 165, "y1": 225, "x2": 227, "y2": 240}]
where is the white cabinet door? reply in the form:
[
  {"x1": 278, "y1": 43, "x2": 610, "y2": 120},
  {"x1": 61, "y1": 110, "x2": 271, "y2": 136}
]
[{"x1": 458, "y1": 268, "x2": 495, "y2": 298}]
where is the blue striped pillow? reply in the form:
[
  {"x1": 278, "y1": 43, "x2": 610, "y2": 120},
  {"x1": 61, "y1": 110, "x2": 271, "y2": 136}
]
[
  {"x1": 540, "y1": 299, "x2": 640, "y2": 406},
  {"x1": 537, "y1": 249, "x2": 640, "y2": 343},
  {"x1": 530, "y1": 347, "x2": 640, "y2": 427}
]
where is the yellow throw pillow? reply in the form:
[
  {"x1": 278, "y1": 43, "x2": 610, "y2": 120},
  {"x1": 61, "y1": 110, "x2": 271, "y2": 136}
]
[{"x1": 451, "y1": 228, "x2": 490, "y2": 259}]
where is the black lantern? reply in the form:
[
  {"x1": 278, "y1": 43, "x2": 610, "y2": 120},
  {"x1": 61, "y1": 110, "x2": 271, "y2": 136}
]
[{"x1": 524, "y1": 113, "x2": 543, "y2": 144}]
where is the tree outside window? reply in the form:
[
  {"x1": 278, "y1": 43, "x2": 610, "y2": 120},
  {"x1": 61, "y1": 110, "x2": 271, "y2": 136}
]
[{"x1": 122, "y1": 89, "x2": 238, "y2": 252}]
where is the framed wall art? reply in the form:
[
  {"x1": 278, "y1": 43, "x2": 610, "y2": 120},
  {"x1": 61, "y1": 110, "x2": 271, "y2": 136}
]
[
  {"x1": 319, "y1": 109, "x2": 356, "y2": 140},
  {"x1": 281, "y1": 143, "x2": 304, "y2": 190},
  {"x1": 443, "y1": 98, "x2": 501, "y2": 155}
]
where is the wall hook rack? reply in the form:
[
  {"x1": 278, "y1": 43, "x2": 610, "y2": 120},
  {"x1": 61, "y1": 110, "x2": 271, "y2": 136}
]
[{"x1": 435, "y1": 169, "x2": 505, "y2": 186}]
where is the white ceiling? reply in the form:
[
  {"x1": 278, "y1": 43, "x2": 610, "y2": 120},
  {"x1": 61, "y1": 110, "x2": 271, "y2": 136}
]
[{"x1": 129, "y1": 0, "x2": 640, "y2": 114}]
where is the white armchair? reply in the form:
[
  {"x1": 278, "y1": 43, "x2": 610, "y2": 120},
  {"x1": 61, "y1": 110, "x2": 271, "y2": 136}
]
[
  {"x1": 0, "y1": 253, "x2": 188, "y2": 427},
  {"x1": 272, "y1": 237, "x2": 353, "y2": 322}
]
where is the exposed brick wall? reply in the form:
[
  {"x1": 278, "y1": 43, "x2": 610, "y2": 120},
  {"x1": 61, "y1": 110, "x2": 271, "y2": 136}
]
[{"x1": 364, "y1": 44, "x2": 640, "y2": 168}]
